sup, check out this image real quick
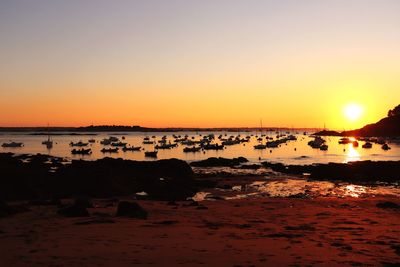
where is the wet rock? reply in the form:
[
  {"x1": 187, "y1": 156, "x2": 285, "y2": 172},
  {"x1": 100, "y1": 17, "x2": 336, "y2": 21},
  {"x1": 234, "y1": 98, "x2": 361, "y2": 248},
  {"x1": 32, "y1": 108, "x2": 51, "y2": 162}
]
[
  {"x1": 57, "y1": 204, "x2": 89, "y2": 217},
  {"x1": 28, "y1": 198, "x2": 61, "y2": 206},
  {"x1": 0, "y1": 154, "x2": 196, "y2": 201},
  {"x1": 116, "y1": 201, "x2": 148, "y2": 219},
  {"x1": 376, "y1": 201, "x2": 400, "y2": 209},
  {"x1": 190, "y1": 157, "x2": 248, "y2": 167},
  {"x1": 0, "y1": 201, "x2": 30, "y2": 217},
  {"x1": 73, "y1": 195, "x2": 93, "y2": 208}
]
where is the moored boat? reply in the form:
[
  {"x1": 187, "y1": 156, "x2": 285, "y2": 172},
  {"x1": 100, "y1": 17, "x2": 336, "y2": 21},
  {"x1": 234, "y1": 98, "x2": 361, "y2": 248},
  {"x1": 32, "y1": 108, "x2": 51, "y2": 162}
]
[
  {"x1": 101, "y1": 147, "x2": 119, "y2": 153},
  {"x1": 71, "y1": 148, "x2": 92, "y2": 155},
  {"x1": 2, "y1": 142, "x2": 24, "y2": 148},
  {"x1": 144, "y1": 151, "x2": 158, "y2": 158},
  {"x1": 122, "y1": 146, "x2": 142, "y2": 152},
  {"x1": 70, "y1": 141, "x2": 89, "y2": 147}
]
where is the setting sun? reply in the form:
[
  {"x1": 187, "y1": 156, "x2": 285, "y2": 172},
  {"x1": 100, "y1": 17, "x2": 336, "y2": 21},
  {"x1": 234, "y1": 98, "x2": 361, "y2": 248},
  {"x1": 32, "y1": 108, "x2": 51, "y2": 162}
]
[{"x1": 344, "y1": 103, "x2": 363, "y2": 121}]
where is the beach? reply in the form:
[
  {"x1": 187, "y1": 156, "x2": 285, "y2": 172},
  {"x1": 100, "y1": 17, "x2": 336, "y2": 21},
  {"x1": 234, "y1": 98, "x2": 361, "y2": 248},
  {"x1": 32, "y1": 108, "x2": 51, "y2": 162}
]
[{"x1": 1, "y1": 194, "x2": 399, "y2": 266}]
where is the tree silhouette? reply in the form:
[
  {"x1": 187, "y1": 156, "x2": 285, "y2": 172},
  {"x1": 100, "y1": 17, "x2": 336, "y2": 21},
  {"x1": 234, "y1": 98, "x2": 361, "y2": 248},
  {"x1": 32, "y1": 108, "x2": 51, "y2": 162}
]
[{"x1": 388, "y1": 105, "x2": 400, "y2": 117}]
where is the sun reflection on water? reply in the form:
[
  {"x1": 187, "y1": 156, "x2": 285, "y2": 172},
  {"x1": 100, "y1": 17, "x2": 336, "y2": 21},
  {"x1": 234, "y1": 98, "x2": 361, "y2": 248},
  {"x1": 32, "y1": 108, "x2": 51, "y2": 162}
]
[{"x1": 344, "y1": 143, "x2": 360, "y2": 163}]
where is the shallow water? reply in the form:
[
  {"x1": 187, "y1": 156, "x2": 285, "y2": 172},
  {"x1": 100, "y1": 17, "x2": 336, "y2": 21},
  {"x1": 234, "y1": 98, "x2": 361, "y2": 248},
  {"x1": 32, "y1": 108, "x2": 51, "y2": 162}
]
[
  {"x1": 1, "y1": 131, "x2": 400, "y2": 164},
  {"x1": 192, "y1": 177, "x2": 400, "y2": 201}
]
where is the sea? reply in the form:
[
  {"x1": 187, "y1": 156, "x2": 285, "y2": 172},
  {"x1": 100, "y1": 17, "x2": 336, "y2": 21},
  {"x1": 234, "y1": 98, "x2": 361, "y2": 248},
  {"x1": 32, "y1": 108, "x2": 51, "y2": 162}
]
[{"x1": 1, "y1": 131, "x2": 399, "y2": 164}]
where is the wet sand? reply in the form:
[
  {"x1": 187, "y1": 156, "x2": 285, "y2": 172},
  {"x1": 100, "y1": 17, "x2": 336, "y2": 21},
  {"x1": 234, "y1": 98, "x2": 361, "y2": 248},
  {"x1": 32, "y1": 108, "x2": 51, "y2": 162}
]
[{"x1": 1, "y1": 195, "x2": 399, "y2": 266}]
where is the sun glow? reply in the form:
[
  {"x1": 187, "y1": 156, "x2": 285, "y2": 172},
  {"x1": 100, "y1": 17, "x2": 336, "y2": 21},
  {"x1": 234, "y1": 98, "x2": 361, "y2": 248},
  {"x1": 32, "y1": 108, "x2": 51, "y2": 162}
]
[{"x1": 344, "y1": 104, "x2": 363, "y2": 121}]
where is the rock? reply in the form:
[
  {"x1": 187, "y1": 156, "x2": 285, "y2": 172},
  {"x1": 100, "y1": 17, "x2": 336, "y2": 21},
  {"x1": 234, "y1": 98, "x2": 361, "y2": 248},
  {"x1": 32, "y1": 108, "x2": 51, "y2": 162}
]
[
  {"x1": 0, "y1": 201, "x2": 30, "y2": 217},
  {"x1": 190, "y1": 157, "x2": 248, "y2": 167},
  {"x1": 57, "y1": 204, "x2": 89, "y2": 217},
  {"x1": 376, "y1": 202, "x2": 400, "y2": 209},
  {"x1": 0, "y1": 154, "x2": 196, "y2": 201},
  {"x1": 115, "y1": 201, "x2": 148, "y2": 219},
  {"x1": 73, "y1": 195, "x2": 93, "y2": 208}
]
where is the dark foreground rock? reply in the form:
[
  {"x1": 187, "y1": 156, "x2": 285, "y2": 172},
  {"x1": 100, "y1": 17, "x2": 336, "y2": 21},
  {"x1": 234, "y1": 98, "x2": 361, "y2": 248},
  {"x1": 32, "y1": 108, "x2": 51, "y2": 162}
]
[
  {"x1": 190, "y1": 157, "x2": 248, "y2": 167},
  {"x1": 0, "y1": 153, "x2": 195, "y2": 201},
  {"x1": 116, "y1": 201, "x2": 148, "y2": 219},
  {"x1": 57, "y1": 204, "x2": 90, "y2": 217},
  {"x1": 376, "y1": 202, "x2": 400, "y2": 210},
  {"x1": 0, "y1": 201, "x2": 30, "y2": 218},
  {"x1": 262, "y1": 160, "x2": 400, "y2": 183}
]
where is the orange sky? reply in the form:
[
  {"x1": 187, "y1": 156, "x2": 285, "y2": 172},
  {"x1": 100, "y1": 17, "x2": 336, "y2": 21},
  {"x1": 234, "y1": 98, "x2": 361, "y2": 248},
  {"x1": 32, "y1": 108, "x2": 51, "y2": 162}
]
[{"x1": 1, "y1": 1, "x2": 399, "y2": 129}]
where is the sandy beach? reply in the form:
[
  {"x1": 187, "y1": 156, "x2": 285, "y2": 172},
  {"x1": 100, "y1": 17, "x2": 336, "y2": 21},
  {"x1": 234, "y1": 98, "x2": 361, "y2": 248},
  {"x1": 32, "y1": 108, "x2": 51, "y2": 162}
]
[{"x1": 1, "y1": 193, "x2": 399, "y2": 266}]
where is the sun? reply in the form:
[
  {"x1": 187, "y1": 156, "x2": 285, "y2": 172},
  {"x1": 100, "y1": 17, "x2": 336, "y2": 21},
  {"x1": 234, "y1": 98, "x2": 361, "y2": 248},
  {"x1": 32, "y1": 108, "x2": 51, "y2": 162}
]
[{"x1": 344, "y1": 103, "x2": 363, "y2": 121}]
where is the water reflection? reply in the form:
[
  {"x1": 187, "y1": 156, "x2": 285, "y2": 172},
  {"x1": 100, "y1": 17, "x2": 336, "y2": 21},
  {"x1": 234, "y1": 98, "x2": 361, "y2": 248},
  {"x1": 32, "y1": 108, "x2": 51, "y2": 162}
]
[
  {"x1": 344, "y1": 143, "x2": 360, "y2": 163},
  {"x1": 192, "y1": 175, "x2": 400, "y2": 201}
]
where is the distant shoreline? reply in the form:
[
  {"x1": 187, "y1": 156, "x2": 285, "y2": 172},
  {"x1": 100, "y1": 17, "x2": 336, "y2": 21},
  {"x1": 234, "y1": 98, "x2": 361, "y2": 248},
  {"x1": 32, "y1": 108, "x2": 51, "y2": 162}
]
[{"x1": 0, "y1": 125, "x2": 321, "y2": 133}]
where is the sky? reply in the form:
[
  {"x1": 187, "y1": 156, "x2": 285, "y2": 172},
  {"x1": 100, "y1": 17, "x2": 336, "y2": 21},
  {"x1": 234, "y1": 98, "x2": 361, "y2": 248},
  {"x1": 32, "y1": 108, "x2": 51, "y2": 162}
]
[{"x1": 0, "y1": 0, "x2": 399, "y2": 129}]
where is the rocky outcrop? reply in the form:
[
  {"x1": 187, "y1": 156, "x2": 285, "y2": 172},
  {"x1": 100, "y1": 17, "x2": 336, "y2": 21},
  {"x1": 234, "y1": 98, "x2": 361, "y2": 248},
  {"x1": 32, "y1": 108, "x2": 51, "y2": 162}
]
[
  {"x1": 115, "y1": 201, "x2": 148, "y2": 219},
  {"x1": 0, "y1": 153, "x2": 196, "y2": 201},
  {"x1": 190, "y1": 157, "x2": 248, "y2": 167}
]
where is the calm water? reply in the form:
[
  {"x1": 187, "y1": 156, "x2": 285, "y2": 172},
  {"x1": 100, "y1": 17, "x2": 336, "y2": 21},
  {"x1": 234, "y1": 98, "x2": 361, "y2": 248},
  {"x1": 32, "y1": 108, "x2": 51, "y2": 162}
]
[{"x1": 1, "y1": 131, "x2": 400, "y2": 164}]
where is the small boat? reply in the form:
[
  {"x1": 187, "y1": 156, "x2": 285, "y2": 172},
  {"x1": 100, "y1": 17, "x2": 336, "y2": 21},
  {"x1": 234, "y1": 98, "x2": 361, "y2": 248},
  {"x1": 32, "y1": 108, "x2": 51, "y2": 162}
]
[
  {"x1": 202, "y1": 144, "x2": 224, "y2": 150},
  {"x1": 70, "y1": 141, "x2": 89, "y2": 147},
  {"x1": 253, "y1": 144, "x2": 267, "y2": 149},
  {"x1": 183, "y1": 146, "x2": 201, "y2": 153},
  {"x1": 108, "y1": 136, "x2": 119, "y2": 142},
  {"x1": 111, "y1": 142, "x2": 127, "y2": 147},
  {"x1": 143, "y1": 140, "x2": 154, "y2": 144},
  {"x1": 2, "y1": 142, "x2": 24, "y2": 148},
  {"x1": 352, "y1": 141, "x2": 359, "y2": 147},
  {"x1": 122, "y1": 146, "x2": 142, "y2": 152},
  {"x1": 362, "y1": 142, "x2": 372, "y2": 149},
  {"x1": 88, "y1": 138, "x2": 96, "y2": 143},
  {"x1": 101, "y1": 147, "x2": 119, "y2": 153},
  {"x1": 71, "y1": 148, "x2": 92, "y2": 155},
  {"x1": 42, "y1": 129, "x2": 53, "y2": 149},
  {"x1": 338, "y1": 137, "x2": 352, "y2": 144},
  {"x1": 382, "y1": 143, "x2": 391, "y2": 150},
  {"x1": 320, "y1": 144, "x2": 328, "y2": 151},
  {"x1": 145, "y1": 151, "x2": 158, "y2": 158},
  {"x1": 155, "y1": 143, "x2": 177, "y2": 149},
  {"x1": 100, "y1": 139, "x2": 112, "y2": 145},
  {"x1": 308, "y1": 136, "x2": 326, "y2": 149}
]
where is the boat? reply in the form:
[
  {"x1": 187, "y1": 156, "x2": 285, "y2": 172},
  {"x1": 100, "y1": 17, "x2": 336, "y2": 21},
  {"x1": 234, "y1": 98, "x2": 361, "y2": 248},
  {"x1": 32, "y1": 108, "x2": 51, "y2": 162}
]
[
  {"x1": 111, "y1": 142, "x2": 127, "y2": 147},
  {"x1": 362, "y1": 142, "x2": 372, "y2": 149},
  {"x1": 308, "y1": 136, "x2": 326, "y2": 148},
  {"x1": 338, "y1": 137, "x2": 352, "y2": 144},
  {"x1": 143, "y1": 140, "x2": 154, "y2": 144},
  {"x1": 155, "y1": 143, "x2": 177, "y2": 149},
  {"x1": 183, "y1": 146, "x2": 201, "y2": 153},
  {"x1": 108, "y1": 136, "x2": 119, "y2": 142},
  {"x1": 352, "y1": 141, "x2": 359, "y2": 147},
  {"x1": 2, "y1": 142, "x2": 24, "y2": 148},
  {"x1": 88, "y1": 138, "x2": 96, "y2": 143},
  {"x1": 253, "y1": 144, "x2": 267, "y2": 149},
  {"x1": 41, "y1": 125, "x2": 53, "y2": 149},
  {"x1": 145, "y1": 151, "x2": 158, "y2": 158},
  {"x1": 381, "y1": 143, "x2": 391, "y2": 150},
  {"x1": 122, "y1": 146, "x2": 142, "y2": 152},
  {"x1": 71, "y1": 148, "x2": 92, "y2": 155},
  {"x1": 100, "y1": 138, "x2": 112, "y2": 145},
  {"x1": 70, "y1": 141, "x2": 89, "y2": 147},
  {"x1": 202, "y1": 144, "x2": 224, "y2": 150},
  {"x1": 101, "y1": 147, "x2": 119, "y2": 153},
  {"x1": 320, "y1": 144, "x2": 328, "y2": 151}
]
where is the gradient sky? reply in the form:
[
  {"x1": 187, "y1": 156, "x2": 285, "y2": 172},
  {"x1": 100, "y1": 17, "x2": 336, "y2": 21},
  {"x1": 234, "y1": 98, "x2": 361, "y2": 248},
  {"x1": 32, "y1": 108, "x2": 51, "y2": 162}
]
[{"x1": 1, "y1": 0, "x2": 399, "y2": 129}]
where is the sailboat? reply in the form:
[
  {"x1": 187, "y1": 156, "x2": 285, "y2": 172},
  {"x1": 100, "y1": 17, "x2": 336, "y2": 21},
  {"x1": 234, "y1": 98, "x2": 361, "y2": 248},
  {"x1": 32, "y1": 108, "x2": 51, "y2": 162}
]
[{"x1": 42, "y1": 124, "x2": 53, "y2": 149}]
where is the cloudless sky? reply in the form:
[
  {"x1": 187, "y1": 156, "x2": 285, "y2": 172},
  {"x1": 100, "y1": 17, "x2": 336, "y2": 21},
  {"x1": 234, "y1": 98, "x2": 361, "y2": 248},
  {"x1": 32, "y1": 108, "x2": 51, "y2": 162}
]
[{"x1": 1, "y1": 0, "x2": 399, "y2": 129}]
